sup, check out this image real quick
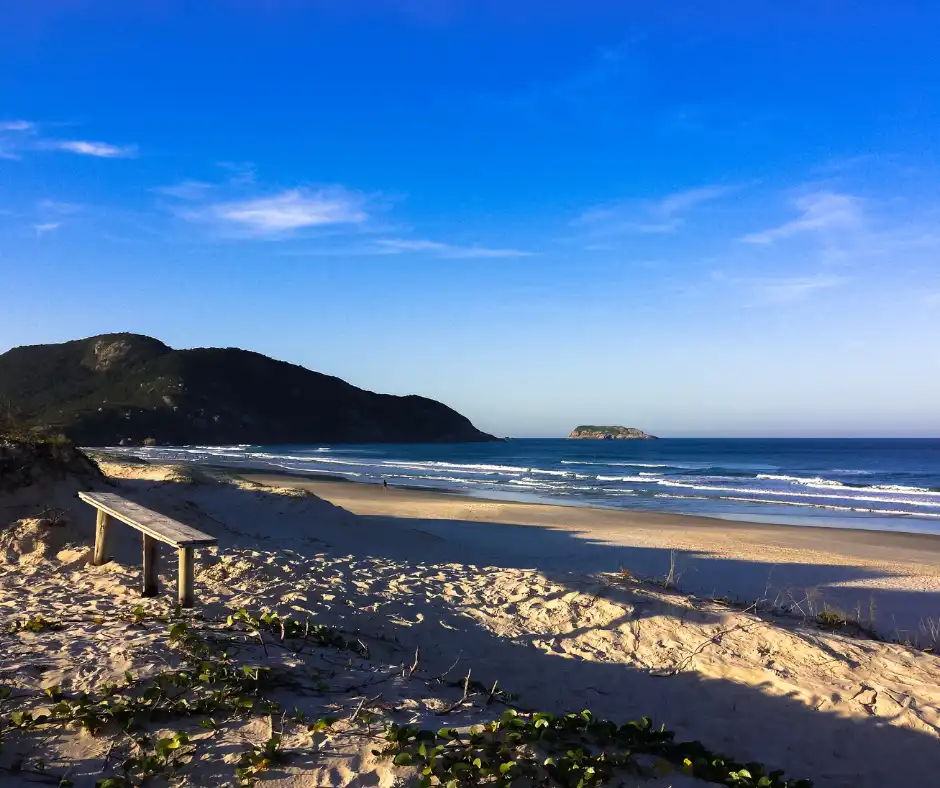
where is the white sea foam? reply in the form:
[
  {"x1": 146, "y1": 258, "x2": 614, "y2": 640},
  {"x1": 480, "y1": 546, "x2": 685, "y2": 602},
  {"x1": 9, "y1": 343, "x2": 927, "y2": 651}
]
[
  {"x1": 532, "y1": 468, "x2": 590, "y2": 478},
  {"x1": 561, "y1": 461, "x2": 677, "y2": 468},
  {"x1": 509, "y1": 478, "x2": 568, "y2": 489},
  {"x1": 655, "y1": 493, "x2": 940, "y2": 518},
  {"x1": 657, "y1": 480, "x2": 940, "y2": 508},
  {"x1": 756, "y1": 473, "x2": 937, "y2": 495},
  {"x1": 265, "y1": 461, "x2": 362, "y2": 477},
  {"x1": 249, "y1": 452, "x2": 359, "y2": 464},
  {"x1": 388, "y1": 474, "x2": 486, "y2": 485},
  {"x1": 380, "y1": 460, "x2": 530, "y2": 473}
]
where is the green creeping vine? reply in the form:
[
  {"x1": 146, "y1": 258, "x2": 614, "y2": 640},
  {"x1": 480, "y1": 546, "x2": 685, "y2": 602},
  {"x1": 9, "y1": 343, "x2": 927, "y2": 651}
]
[
  {"x1": 95, "y1": 732, "x2": 193, "y2": 788},
  {"x1": 0, "y1": 607, "x2": 365, "y2": 786},
  {"x1": 0, "y1": 606, "x2": 813, "y2": 788},
  {"x1": 235, "y1": 735, "x2": 288, "y2": 785},
  {"x1": 224, "y1": 608, "x2": 369, "y2": 656},
  {"x1": 8, "y1": 614, "x2": 63, "y2": 634},
  {"x1": 378, "y1": 708, "x2": 812, "y2": 788}
]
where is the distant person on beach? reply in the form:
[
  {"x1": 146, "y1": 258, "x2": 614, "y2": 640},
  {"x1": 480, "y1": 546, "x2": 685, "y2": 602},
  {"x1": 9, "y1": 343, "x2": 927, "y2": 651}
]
[{"x1": 383, "y1": 480, "x2": 388, "y2": 490}]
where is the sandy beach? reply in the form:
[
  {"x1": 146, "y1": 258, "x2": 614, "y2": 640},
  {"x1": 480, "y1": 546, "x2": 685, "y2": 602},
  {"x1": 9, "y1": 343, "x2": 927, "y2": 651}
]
[
  {"x1": 6, "y1": 4, "x2": 939, "y2": 786},
  {"x1": 2, "y1": 458, "x2": 939, "y2": 787},
  {"x1": 245, "y1": 473, "x2": 940, "y2": 637}
]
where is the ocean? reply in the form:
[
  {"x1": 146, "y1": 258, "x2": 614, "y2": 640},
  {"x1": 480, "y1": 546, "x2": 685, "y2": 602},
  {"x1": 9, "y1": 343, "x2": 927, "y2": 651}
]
[{"x1": 107, "y1": 438, "x2": 940, "y2": 535}]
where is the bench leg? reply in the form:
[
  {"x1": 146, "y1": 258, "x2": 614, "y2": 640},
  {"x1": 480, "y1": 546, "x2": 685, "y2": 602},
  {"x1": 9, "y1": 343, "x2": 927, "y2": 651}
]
[
  {"x1": 142, "y1": 534, "x2": 159, "y2": 597},
  {"x1": 93, "y1": 510, "x2": 111, "y2": 566},
  {"x1": 178, "y1": 547, "x2": 195, "y2": 608}
]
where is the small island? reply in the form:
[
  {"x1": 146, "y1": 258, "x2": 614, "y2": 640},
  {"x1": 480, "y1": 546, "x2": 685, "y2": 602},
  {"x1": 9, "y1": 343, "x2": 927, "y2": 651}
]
[{"x1": 568, "y1": 425, "x2": 658, "y2": 440}]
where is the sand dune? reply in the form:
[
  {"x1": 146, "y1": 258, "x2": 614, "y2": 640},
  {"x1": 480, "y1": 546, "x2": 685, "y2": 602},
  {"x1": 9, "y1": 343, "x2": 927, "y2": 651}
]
[{"x1": 1, "y1": 461, "x2": 939, "y2": 786}]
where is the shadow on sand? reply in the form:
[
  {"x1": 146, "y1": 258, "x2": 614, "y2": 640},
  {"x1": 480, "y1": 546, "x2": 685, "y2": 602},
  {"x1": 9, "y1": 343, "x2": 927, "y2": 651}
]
[{"x1": 79, "y1": 473, "x2": 940, "y2": 787}]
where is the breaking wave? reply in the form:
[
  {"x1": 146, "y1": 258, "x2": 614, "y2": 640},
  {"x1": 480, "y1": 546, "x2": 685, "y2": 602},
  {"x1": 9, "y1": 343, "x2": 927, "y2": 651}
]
[{"x1": 104, "y1": 440, "x2": 940, "y2": 530}]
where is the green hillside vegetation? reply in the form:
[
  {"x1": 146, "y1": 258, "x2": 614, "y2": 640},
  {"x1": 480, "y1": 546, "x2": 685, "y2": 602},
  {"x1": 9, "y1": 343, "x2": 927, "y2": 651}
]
[{"x1": 0, "y1": 333, "x2": 496, "y2": 446}]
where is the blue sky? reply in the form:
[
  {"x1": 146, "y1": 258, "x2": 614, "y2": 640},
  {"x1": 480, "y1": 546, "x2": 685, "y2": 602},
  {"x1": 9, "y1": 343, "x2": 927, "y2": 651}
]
[{"x1": 2, "y1": 1, "x2": 940, "y2": 438}]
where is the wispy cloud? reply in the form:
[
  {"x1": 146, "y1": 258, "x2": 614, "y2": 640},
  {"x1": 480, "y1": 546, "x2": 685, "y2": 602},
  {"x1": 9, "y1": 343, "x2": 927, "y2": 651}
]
[
  {"x1": 28, "y1": 200, "x2": 82, "y2": 234},
  {"x1": 0, "y1": 120, "x2": 34, "y2": 132},
  {"x1": 658, "y1": 186, "x2": 736, "y2": 216},
  {"x1": 375, "y1": 238, "x2": 532, "y2": 259},
  {"x1": 47, "y1": 140, "x2": 137, "y2": 158},
  {"x1": 489, "y1": 39, "x2": 638, "y2": 114},
  {"x1": 216, "y1": 161, "x2": 256, "y2": 185},
  {"x1": 0, "y1": 121, "x2": 137, "y2": 160},
  {"x1": 576, "y1": 184, "x2": 740, "y2": 237},
  {"x1": 752, "y1": 274, "x2": 848, "y2": 302},
  {"x1": 153, "y1": 180, "x2": 213, "y2": 200},
  {"x1": 0, "y1": 119, "x2": 35, "y2": 159},
  {"x1": 280, "y1": 237, "x2": 534, "y2": 259},
  {"x1": 742, "y1": 191, "x2": 862, "y2": 244},
  {"x1": 37, "y1": 199, "x2": 84, "y2": 215},
  {"x1": 191, "y1": 188, "x2": 369, "y2": 236},
  {"x1": 716, "y1": 271, "x2": 848, "y2": 303}
]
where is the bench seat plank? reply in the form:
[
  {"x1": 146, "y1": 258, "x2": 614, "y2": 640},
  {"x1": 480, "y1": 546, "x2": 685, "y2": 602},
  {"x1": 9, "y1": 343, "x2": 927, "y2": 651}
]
[{"x1": 78, "y1": 491, "x2": 217, "y2": 548}]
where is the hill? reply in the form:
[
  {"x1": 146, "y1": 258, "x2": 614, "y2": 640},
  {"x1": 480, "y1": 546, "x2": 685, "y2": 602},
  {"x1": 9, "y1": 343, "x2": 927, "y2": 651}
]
[{"x1": 0, "y1": 334, "x2": 497, "y2": 446}]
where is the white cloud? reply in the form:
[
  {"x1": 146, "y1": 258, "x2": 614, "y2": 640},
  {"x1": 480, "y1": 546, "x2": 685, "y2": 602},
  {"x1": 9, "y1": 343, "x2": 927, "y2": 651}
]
[
  {"x1": 37, "y1": 199, "x2": 84, "y2": 214},
  {"x1": 0, "y1": 120, "x2": 33, "y2": 159},
  {"x1": 375, "y1": 238, "x2": 532, "y2": 258},
  {"x1": 49, "y1": 140, "x2": 137, "y2": 158},
  {"x1": 658, "y1": 185, "x2": 737, "y2": 216},
  {"x1": 153, "y1": 180, "x2": 213, "y2": 200},
  {"x1": 216, "y1": 161, "x2": 256, "y2": 185},
  {"x1": 742, "y1": 191, "x2": 862, "y2": 244},
  {"x1": 576, "y1": 184, "x2": 740, "y2": 236},
  {"x1": 0, "y1": 122, "x2": 136, "y2": 160},
  {"x1": 742, "y1": 274, "x2": 848, "y2": 303},
  {"x1": 199, "y1": 188, "x2": 368, "y2": 235},
  {"x1": 490, "y1": 39, "x2": 637, "y2": 114},
  {"x1": 33, "y1": 222, "x2": 60, "y2": 234}
]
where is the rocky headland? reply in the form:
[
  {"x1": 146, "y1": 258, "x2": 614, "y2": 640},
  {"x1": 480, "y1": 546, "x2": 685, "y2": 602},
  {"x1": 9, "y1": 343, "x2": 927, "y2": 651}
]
[{"x1": 567, "y1": 425, "x2": 658, "y2": 439}]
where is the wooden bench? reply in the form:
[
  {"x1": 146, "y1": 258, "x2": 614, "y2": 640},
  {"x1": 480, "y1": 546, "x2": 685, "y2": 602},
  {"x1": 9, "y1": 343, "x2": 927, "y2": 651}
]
[{"x1": 78, "y1": 491, "x2": 218, "y2": 607}]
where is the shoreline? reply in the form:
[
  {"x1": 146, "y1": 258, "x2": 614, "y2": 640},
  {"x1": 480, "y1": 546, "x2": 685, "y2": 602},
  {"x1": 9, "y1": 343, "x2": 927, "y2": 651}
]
[
  {"x1": 89, "y1": 440, "x2": 940, "y2": 537},
  {"x1": 234, "y1": 467, "x2": 940, "y2": 642},
  {"x1": 190, "y1": 458, "x2": 940, "y2": 536},
  {"x1": 214, "y1": 464, "x2": 940, "y2": 561}
]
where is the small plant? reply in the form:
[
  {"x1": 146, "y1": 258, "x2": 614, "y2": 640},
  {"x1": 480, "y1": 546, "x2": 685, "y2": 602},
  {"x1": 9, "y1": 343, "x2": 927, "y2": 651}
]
[
  {"x1": 651, "y1": 551, "x2": 687, "y2": 590},
  {"x1": 664, "y1": 550, "x2": 678, "y2": 589},
  {"x1": 36, "y1": 506, "x2": 70, "y2": 526},
  {"x1": 816, "y1": 608, "x2": 847, "y2": 629},
  {"x1": 96, "y1": 731, "x2": 193, "y2": 787},
  {"x1": 920, "y1": 616, "x2": 940, "y2": 652},
  {"x1": 9, "y1": 614, "x2": 63, "y2": 634},
  {"x1": 224, "y1": 607, "x2": 368, "y2": 656},
  {"x1": 235, "y1": 735, "x2": 286, "y2": 785}
]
